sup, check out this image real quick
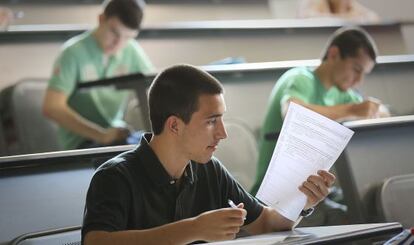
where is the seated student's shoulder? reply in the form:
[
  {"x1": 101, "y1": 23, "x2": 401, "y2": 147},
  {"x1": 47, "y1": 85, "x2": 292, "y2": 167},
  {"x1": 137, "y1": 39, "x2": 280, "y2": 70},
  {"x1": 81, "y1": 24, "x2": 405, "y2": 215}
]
[
  {"x1": 121, "y1": 39, "x2": 154, "y2": 72},
  {"x1": 94, "y1": 147, "x2": 141, "y2": 179},
  {"x1": 279, "y1": 67, "x2": 313, "y2": 81},
  {"x1": 55, "y1": 31, "x2": 95, "y2": 65},
  {"x1": 123, "y1": 39, "x2": 147, "y2": 58},
  {"x1": 288, "y1": 67, "x2": 314, "y2": 79},
  {"x1": 126, "y1": 38, "x2": 144, "y2": 50},
  {"x1": 279, "y1": 67, "x2": 316, "y2": 88},
  {"x1": 61, "y1": 31, "x2": 92, "y2": 52}
]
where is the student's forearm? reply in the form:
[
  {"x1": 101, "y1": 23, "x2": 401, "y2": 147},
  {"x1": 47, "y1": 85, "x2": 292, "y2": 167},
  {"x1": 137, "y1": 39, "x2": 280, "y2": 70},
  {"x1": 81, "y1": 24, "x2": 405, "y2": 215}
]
[
  {"x1": 43, "y1": 89, "x2": 108, "y2": 143},
  {"x1": 260, "y1": 208, "x2": 294, "y2": 234},
  {"x1": 44, "y1": 104, "x2": 106, "y2": 143},
  {"x1": 244, "y1": 207, "x2": 294, "y2": 235},
  {"x1": 84, "y1": 218, "x2": 200, "y2": 245},
  {"x1": 287, "y1": 99, "x2": 356, "y2": 121},
  {"x1": 301, "y1": 103, "x2": 355, "y2": 121}
]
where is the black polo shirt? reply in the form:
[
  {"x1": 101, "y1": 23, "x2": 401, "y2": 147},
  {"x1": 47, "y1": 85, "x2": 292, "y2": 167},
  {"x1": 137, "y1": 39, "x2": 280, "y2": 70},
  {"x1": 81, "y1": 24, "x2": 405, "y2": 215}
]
[{"x1": 82, "y1": 134, "x2": 263, "y2": 243}]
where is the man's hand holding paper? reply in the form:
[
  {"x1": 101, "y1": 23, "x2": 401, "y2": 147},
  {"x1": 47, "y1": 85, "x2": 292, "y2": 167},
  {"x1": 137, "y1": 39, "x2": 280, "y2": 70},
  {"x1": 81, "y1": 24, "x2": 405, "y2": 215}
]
[{"x1": 299, "y1": 170, "x2": 336, "y2": 210}]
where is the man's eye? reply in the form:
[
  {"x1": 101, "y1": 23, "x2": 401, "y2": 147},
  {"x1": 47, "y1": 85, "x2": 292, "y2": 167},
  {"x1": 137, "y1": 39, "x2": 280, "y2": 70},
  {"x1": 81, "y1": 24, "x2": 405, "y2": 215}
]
[
  {"x1": 208, "y1": 119, "x2": 217, "y2": 124},
  {"x1": 110, "y1": 28, "x2": 120, "y2": 37}
]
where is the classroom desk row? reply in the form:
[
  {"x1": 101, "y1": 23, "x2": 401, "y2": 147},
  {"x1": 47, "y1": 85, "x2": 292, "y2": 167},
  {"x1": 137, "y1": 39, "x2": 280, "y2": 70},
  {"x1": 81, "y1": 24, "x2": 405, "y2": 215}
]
[
  {"x1": 78, "y1": 54, "x2": 414, "y2": 134},
  {"x1": 1, "y1": 54, "x2": 413, "y2": 156}
]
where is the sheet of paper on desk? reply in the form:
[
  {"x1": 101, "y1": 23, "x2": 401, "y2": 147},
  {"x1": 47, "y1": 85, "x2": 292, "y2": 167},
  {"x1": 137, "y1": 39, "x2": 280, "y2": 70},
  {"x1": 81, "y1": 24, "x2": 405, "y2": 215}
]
[
  {"x1": 256, "y1": 102, "x2": 354, "y2": 221},
  {"x1": 206, "y1": 234, "x2": 287, "y2": 244}
]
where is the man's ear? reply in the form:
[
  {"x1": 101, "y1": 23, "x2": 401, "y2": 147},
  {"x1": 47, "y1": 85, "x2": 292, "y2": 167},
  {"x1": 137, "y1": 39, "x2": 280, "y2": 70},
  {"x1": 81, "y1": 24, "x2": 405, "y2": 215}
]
[
  {"x1": 98, "y1": 13, "x2": 105, "y2": 25},
  {"x1": 327, "y1": 46, "x2": 340, "y2": 61},
  {"x1": 165, "y1": 115, "x2": 182, "y2": 135}
]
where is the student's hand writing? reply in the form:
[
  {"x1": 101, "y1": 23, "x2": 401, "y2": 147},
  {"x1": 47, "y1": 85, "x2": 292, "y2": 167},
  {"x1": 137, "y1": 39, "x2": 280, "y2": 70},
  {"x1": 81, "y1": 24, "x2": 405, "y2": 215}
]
[
  {"x1": 193, "y1": 203, "x2": 246, "y2": 242},
  {"x1": 299, "y1": 170, "x2": 336, "y2": 210},
  {"x1": 353, "y1": 100, "x2": 380, "y2": 119},
  {"x1": 378, "y1": 104, "x2": 391, "y2": 118}
]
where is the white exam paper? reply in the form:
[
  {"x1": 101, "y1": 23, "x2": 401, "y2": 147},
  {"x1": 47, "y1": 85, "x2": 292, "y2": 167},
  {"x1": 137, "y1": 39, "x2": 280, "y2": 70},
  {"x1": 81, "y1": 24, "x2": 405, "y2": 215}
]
[
  {"x1": 256, "y1": 102, "x2": 354, "y2": 221},
  {"x1": 206, "y1": 235, "x2": 287, "y2": 245}
]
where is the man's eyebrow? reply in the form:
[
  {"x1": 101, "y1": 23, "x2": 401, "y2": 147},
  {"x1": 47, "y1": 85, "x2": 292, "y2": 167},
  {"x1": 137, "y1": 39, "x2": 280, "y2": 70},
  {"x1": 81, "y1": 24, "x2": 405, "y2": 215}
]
[
  {"x1": 206, "y1": 114, "x2": 223, "y2": 119},
  {"x1": 354, "y1": 63, "x2": 363, "y2": 71}
]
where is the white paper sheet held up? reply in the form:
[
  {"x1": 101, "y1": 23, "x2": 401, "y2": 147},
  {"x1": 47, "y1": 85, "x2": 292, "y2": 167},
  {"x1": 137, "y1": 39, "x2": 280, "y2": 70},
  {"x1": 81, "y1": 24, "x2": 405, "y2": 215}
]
[{"x1": 256, "y1": 102, "x2": 354, "y2": 221}]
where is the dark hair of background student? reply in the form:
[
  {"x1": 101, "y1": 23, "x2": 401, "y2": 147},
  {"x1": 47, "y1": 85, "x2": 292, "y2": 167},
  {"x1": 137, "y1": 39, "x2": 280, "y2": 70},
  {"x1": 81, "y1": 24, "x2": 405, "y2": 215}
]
[
  {"x1": 322, "y1": 27, "x2": 378, "y2": 62},
  {"x1": 103, "y1": 0, "x2": 145, "y2": 30}
]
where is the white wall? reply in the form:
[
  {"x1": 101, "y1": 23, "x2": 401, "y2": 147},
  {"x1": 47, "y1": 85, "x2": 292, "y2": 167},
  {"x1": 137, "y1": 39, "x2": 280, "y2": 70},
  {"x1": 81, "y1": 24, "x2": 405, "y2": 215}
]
[
  {"x1": 359, "y1": 0, "x2": 414, "y2": 21},
  {"x1": 1, "y1": 0, "x2": 414, "y2": 90},
  {"x1": 7, "y1": 3, "x2": 271, "y2": 26},
  {"x1": 6, "y1": 1, "x2": 414, "y2": 25}
]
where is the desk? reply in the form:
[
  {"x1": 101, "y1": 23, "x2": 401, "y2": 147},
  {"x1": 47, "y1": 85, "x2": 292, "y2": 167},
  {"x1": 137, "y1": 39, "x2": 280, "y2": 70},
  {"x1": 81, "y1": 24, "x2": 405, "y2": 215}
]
[
  {"x1": 10, "y1": 223, "x2": 402, "y2": 245},
  {"x1": 0, "y1": 146, "x2": 135, "y2": 245},
  {"x1": 207, "y1": 222, "x2": 402, "y2": 244},
  {"x1": 282, "y1": 222, "x2": 402, "y2": 244}
]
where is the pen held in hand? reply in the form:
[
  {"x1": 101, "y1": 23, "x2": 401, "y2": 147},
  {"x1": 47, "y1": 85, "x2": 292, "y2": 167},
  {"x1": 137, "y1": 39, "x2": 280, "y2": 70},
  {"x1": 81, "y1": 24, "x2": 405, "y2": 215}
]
[
  {"x1": 367, "y1": 96, "x2": 381, "y2": 104},
  {"x1": 366, "y1": 97, "x2": 392, "y2": 117},
  {"x1": 228, "y1": 199, "x2": 237, "y2": 208},
  {"x1": 228, "y1": 199, "x2": 246, "y2": 220}
]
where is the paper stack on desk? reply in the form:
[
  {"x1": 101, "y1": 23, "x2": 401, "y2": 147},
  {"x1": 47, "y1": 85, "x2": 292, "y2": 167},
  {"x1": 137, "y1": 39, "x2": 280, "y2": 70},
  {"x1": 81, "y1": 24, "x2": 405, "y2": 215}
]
[{"x1": 256, "y1": 102, "x2": 354, "y2": 221}]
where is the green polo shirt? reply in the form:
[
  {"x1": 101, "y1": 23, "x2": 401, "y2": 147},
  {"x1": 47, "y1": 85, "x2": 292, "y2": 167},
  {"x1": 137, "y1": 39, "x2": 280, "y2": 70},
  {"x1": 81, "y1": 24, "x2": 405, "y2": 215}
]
[
  {"x1": 48, "y1": 30, "x2": 153, "y2": 150},
  {"x1": 251, "y1": 67, "x2": 363, "y2": 195}
]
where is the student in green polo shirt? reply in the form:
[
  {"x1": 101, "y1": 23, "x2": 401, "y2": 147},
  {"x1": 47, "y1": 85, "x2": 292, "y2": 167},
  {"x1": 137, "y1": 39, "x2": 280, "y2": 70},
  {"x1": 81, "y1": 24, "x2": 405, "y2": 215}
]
[
  {"x1": 251, "y1": 27, "x2": 389, "y2": 195},
  {"x1": 42, "y1": 0, "x2": 153, "y2": 150}
]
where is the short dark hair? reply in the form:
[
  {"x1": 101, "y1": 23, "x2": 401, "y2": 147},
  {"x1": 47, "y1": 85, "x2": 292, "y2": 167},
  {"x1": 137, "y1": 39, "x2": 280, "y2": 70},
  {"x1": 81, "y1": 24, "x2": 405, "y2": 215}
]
[
  {"x1": 103, "y1": 0, "x2": 145, "y2": 30},
  {"x1": 322, "y1": 27, "x2": 377, "y2": 62},
  {"x1": 148, "y1": 64, "x2": 224, "y2": 135}
]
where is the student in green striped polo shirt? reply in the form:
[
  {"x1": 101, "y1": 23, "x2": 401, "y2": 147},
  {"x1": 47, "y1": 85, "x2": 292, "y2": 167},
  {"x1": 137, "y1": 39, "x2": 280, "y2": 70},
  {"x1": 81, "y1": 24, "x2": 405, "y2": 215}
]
[
  {"x1": 251, "y1": 27, "x2": 389, "y2": 195},
  {"x1": 43, "y1": 0, "x2": 153, "y2": 150}
]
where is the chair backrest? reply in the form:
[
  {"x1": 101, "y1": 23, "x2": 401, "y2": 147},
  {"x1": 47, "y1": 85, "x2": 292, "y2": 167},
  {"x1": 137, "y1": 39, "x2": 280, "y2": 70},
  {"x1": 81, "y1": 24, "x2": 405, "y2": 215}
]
[
  {"x1": 0, "y1": 120, "x2": 6, "y2": 156},
  {"x1": 12, "y1": 226, "x2": 81, "y2": 245},
  {"x1": 123, "y1": 92, "x2": 149, "y2": 131},
  {"x1": 214, "y1": 119, "x2": 258, "y2": 191},
  {"x1": 378, "y1": 174, "x2": 414, "y2": 228},
  {"x1": 0, "y1": 79, "x2": 60, "y2": 155}
]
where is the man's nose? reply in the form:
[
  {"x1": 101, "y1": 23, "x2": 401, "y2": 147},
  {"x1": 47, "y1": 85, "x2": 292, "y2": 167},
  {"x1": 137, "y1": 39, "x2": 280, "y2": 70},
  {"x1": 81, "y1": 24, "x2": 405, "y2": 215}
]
[
  {"x1": 113, "y1": 36, "x2": 121, "y2": 46},
  {"x1": 354, "y1": 73, "x2": 363, "y2": 84},
  {"x1": 217, "y1": 120, "x2": 227, "y2": 140}
]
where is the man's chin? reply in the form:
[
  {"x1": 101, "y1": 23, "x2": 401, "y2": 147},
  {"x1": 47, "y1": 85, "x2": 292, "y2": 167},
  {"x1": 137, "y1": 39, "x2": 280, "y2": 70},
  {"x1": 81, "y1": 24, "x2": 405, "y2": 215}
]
[
  {"x1": 193, "y1": 154, "x2": 213, "y2": 164},
  {"x1": 339, "y1": 85, "x2": 351, "y2": 92},
  {"x1": 104, "y1": 47, "x2": 118, "y2": 55},
  {"x1": 104, "y1": 50, "x2": 115, "y2": 55}
]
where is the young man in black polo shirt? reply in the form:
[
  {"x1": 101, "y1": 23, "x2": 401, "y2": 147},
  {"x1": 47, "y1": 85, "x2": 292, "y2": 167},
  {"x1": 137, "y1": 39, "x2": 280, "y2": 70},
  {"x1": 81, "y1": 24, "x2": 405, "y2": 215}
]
[{"x1": 82, "y1": 64, "x2": 335, "y2": 244}]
